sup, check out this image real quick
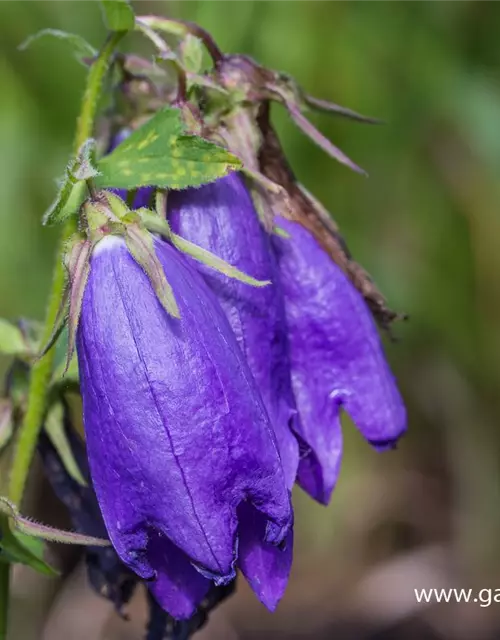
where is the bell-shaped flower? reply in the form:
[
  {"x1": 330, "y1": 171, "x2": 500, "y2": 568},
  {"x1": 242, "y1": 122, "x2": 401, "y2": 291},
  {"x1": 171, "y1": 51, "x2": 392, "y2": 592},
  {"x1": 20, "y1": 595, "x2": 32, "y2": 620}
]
[
  {"x1": 272, "y1": 217, "x2": 407, "y2": 505},
  {"x1": 76, "y1": 232, "x2": 292, "y2": 618},
  {"x1": 167, "y1": 174, "x2": 298, "y2": 609}
]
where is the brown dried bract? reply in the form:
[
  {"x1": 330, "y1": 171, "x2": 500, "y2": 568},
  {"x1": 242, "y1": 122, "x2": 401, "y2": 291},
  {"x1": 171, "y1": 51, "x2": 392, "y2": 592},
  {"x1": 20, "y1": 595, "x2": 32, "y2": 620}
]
[{"x1": 257, "y1": 102, "x2": 404, "y2": 332}]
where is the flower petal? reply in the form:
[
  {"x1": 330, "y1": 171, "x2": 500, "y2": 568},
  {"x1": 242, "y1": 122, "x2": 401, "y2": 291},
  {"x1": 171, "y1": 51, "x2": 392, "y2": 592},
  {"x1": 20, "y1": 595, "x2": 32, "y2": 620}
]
[
  {"x1": 273, "y1": 217, "x2": 407, "y2": 504},
  {"x1": 168, "y1": 174, "x2": 299, "y2": 490},
  {"x1": 77, "y1": 235, "x2": 291, "y2": 582},
  {"x1": 147, "y1": 532, "x2": 210, "y2": 620},
  {"x1": 237, "y1": 503, "x2": 293, "y2": 611}
]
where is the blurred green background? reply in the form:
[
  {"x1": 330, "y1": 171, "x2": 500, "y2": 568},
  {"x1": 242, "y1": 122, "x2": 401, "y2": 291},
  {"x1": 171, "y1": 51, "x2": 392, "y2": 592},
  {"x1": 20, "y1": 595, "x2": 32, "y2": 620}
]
[{"x1": 1, "y1": 1, "x2": 500, "y2": 639}]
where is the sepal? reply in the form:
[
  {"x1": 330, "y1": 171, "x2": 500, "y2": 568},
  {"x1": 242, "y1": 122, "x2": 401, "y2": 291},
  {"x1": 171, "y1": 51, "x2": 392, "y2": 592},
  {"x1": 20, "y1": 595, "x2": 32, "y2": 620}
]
[
  {"x1": 64, "y1": 237, "x2": 93, "y2": 373},
  {"x1": 170, "y1": 233, "x2": 271, "y2": 289},
  {"x1": 124, "y1": 225, "x2": 180, "y2": 318},
  {"x1": 138, "y1": 193, "x2": 271, "y2": 288},
  {"x1": 0, "y1": 497, "x2": 110, "y2": 547},
  {"x1": 213, "y1": 55, "x2": 371, "y2": 175}
]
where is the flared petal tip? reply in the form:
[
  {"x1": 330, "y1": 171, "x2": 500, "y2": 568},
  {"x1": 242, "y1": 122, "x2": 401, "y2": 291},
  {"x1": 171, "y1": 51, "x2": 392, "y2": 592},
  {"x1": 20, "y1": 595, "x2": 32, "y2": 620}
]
[
  {"x1": 368, "y1": 434, "x2": 405, "y2": 452},
  {"x1": 297, "y1": 473, "x2": 335, "y2": 506}
]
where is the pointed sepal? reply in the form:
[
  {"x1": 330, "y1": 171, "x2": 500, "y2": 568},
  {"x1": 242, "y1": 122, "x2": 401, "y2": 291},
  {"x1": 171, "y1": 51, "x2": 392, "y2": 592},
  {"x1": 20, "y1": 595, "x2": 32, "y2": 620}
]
[
  {"x1": 0, "y1": 497, "x2": 110, "y2": 547},
  {"x1": 137, "y1": 208, "x2": 172, "y2": 239},
  {"x1": 35, "y1": 284, "x2": 69, "y2": 362},
  {"x1": 64, "y1": 237, "x2": 93, "y2": 374},
  {"x1": 124, "y1": 225, "x2": 180, "y2": 318},
  {"x1": 279, "y1": 95, "x2": 367, "y2": 175},
  {"x1": 170, "y1": 233, "x2": 271, "y2": 288},
  {"x1": 304, "y1": 94, "x2": 383, "y2": 124}
]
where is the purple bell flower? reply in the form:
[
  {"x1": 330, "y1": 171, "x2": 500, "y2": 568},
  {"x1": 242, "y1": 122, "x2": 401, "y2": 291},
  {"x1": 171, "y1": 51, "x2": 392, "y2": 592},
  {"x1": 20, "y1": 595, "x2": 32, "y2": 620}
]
[
  {"x1": 76, "y1": 235, "x2": 292, "y2": 618},
  {"x1": 168, "y1": 174, "x2": 298, "y2": 609},
  {"x1": 272, "y1": 217, "x2": 407, "y2": 505}
]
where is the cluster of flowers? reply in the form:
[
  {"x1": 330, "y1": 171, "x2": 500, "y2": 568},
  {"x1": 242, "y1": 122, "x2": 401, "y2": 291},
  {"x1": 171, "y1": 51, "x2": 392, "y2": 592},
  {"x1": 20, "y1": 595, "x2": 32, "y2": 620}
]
[{"x1": 75, "y1": 162, "x2": 406, "y2": 619}]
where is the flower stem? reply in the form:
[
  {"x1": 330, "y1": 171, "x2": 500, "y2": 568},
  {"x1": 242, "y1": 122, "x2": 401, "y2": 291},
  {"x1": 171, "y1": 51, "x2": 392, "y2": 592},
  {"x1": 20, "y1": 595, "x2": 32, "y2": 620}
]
[
  {"x1": 9, "y1": 30, "x2": 124, "y2": 506},
  {"x1": 0, "y1": 30, "x2": 125, "y2": 638}
]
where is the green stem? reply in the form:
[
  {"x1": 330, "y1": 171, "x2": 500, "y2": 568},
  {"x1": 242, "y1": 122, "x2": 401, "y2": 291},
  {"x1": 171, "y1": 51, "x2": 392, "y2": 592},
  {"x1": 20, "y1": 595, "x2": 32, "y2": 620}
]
[
  {"x1": 9, "y1": 31, "x2": 124, "y2": 506},
  {"x1": 0, "y1": 30, "x2": 125, "y2": 640}
]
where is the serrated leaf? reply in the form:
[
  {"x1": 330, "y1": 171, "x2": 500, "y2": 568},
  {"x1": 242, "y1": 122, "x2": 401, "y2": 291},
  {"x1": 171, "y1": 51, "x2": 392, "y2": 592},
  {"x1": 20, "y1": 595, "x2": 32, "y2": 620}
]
[
  {"x1": 171, "y1": 234, "x2": 271, "y2": 288},
  {"x1": 45, "y1": 403, "x2": 86, "y2": 486},
  {"x1": 0, "y1": 498, "x2": 110, "y2": 547},
  {"x1": 0, "y1": 319, "x2": 29, "y2": 356},
  {"x1": 19, "y1": 29, "x2": 96, "y2": 65},
  {"x1": 95, "y1": 106, "x2": 241, "y2": 191},
  {"x1": 0, "y1": 520, "x2": 57, "y2": 575},
  {"x1": 100, "y1": 0, "x2": 135, "y2": 32}
]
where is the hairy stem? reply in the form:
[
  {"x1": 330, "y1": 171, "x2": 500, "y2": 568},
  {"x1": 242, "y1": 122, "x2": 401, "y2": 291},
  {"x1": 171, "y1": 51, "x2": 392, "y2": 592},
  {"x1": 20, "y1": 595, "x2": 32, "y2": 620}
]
[
  {"x1": 9, "y1": 31, "x2": 123, "y2": 506},
  {"x1": 0, "y1": 32, "x2": 125, "y2": 637}
]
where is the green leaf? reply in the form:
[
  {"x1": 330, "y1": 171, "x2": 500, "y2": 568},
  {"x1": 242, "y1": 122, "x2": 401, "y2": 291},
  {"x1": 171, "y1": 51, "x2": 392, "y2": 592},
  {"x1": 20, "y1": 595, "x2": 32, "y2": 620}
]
[
  {"x1": 180, "y1": 34, "x2": 204, "y2": 74},
  {"x1": 19, "y1": 29, "x2": 96, "y2": 66},
  {"x1": 45, "y1": 403, "x2": 86, "y2": 487},
  {"x1": 0, "y1": 520, "x2": 57, "y2": 576},
  {"x1": 95, "y1": 106, "x2": 241, "y2": 191},
  {"x1": 0, "y1": 319, "x2": 28, "y2": 356},
  {"x1": 100, "y1": 0, "x2": 135, "y2": 32},
  {"x1": 43, "y1": 142, "x2": 97, "y2": 226}
]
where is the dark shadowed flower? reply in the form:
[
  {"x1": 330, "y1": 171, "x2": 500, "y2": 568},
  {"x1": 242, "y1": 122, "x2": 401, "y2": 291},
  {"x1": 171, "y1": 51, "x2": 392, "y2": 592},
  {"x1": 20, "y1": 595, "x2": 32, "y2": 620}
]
[
  {"x1": 37, "y1": 417, "x2": 138, "y2": 615},
  {"x1": 272, "y1": 217, "x2": 407, "y2": 505},
  {"x1": 76, "y1": 234, "x2": 292, "y2": 618},
  {"x1": 167, "y1": 173, "x2": 298, "y2": 608}
]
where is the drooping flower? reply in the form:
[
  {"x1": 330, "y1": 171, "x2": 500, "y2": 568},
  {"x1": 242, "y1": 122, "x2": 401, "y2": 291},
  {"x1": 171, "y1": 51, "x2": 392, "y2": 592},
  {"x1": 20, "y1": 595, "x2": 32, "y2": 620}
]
[
  {"x1": 76, "y1": 234, "x2": 292, "y2": 618},
  {"x1": 272, "y1": 216, "x2": 407, "y2": 505},
  {"x1": 168, "y1": 173, "x2": 298, "y2": 607}
]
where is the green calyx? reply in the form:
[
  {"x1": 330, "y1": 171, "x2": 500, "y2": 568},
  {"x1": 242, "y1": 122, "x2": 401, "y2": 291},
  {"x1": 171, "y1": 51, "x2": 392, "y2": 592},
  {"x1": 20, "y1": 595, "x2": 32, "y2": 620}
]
[{"x1": 42, "y1": 186, "x2": 271, "y2": 385}]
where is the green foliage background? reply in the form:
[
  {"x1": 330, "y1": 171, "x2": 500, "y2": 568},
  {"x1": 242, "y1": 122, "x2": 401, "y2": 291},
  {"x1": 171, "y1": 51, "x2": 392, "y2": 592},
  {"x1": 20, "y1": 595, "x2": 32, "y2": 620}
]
[{"x1": 1, "y1": 0, "x2": 500, "y2": 636}]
